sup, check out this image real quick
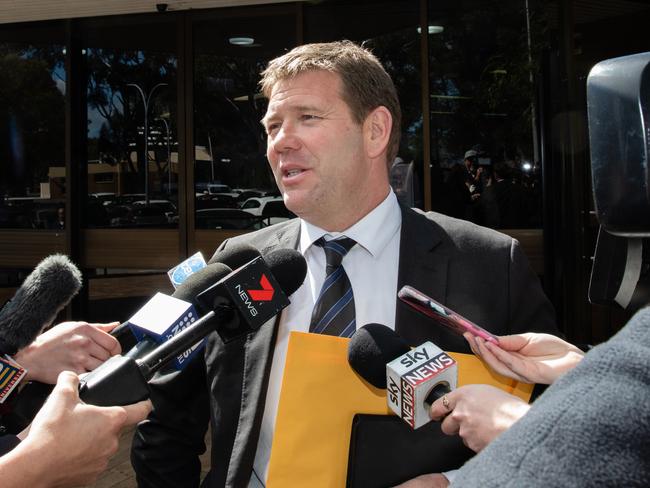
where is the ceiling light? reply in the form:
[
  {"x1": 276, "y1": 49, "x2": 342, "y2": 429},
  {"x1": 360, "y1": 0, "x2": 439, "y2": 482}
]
[{"x1": 229, "y1": 37, "x2": 254, "y2": 46}]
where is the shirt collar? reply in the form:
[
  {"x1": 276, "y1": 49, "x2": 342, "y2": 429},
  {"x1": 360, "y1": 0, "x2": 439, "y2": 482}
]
[{"x1": 299, "y1": 190, "x2": 402, "y2": 258}]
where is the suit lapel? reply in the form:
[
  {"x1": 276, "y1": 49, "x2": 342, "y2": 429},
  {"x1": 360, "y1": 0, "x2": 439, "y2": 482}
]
[
  {"x1": 395, "y1": 207, "x2": 449, "y2": 345},
  {"x1": 226, "y1": 219, "x2": 301, "y2": 486}
]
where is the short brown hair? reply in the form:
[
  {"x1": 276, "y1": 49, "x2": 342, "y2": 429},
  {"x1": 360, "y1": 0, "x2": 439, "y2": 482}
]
[{"x1": 260, "y1": 40, "x2": 402, "y2": 163}]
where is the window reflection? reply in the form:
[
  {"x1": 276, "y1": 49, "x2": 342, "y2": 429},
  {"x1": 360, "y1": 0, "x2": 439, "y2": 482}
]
[
  {"x1": 428, "y1": 0, "x2": 545, "y2": 229},
  {"x1": 0, "y1": 31, "x2": 66, "y2": 229},
  {"x1": 84, "y1": 20, "x2": 178, "y2": 228},
  {"x1": 193, "y1": 7, "x2": 296, "y2": 230}
]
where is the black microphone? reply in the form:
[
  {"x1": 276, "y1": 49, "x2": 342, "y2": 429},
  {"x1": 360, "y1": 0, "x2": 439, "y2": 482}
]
[
  {"x1": 120, "y1": 245, "x2": 268, "y2": 360},
  {"x1": 194, "y1": 248, "x2": 307, "y2": 342},
  {"x1": 348, "y1": 323, "x2": 458, "y2": 429},
  {"x1": 122, "y1": 263, "x2": 233, "y2": 362},
  {"x1": 347, "y1": 323, "x2": 411, "y2": 388},
  {"x1": 208, "y1": 242, "x2": 263, "y2": 267},
  {"x1": 0, "y1": 254, "x2": 82, "y2": 355},
  {"x1": 110, "y1": 243, "x2": 263, "y2": 344},
  {"x1": 78, "y1": 249, "x2": 307, "y2": 406}
]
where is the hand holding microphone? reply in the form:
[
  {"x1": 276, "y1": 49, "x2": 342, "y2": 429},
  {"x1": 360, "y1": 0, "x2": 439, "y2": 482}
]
[
  {"x1": 78, "y1": 247, "x2": 307, "y2": 407},
  {"x1": 425, "y1": 331, "x2": 578, "y2": 454},
  {"x1": 0, "y1": 254, "x2": 83, "y2": 356},
  {"x1": 348, "y1": 324, "x2": 530, "y2": 454},
  {"x1": 348, "y1": 323, "x2": 458, "y2": 429},
  {"x1": 111, "y1": 243, "x2": 265, "y2": 355},
  {"x1": 1, "y1": 371, "x2": 151, "y2": 488},
  {"x1": 428, "y1": 384, "x2": 531, "y2": 453},
  {"x1": 13, "y1": 321, "x2": 121, "y2": 384}
]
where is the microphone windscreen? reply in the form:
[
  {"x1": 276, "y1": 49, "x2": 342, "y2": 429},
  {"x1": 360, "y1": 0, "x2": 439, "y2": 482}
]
[
  {"x1": 348, "y1": 323, "x2": 411, "y2": 389},
  {"x1": 208, "y1": 243, "x2": 262, "y2": 269},
  {"x1": 264, "y1": 249, "x2": 307, "y2": 297},
  {"x1": 172, "y1": 263, "x2": 232, "y2": 302},
  {"x1": 0, "y1": 254, "x2": 83, "y2": 354}
]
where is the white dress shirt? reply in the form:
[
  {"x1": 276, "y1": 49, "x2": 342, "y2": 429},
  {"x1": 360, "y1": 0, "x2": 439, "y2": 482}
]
[{"x1": 249, "y1": 190, "x2": 402, "y2": 486}]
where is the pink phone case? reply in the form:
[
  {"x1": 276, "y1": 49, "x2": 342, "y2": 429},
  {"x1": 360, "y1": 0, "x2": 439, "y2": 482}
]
[{"x1": 398, "y1": 285, "x2": 499, "y2": 344}]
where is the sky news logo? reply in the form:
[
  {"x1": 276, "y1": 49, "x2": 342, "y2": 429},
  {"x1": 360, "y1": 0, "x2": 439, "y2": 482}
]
[{"x1": 402, "y1": 352, "x2": 455, "y2": 387}]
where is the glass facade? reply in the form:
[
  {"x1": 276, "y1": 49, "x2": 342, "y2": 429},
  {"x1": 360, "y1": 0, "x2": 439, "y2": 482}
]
[
  {"x1": 0, "y1": 2, "x2": 549, "y2": 238},
  {"x1": 0, "y1": 24, "x2": 66, "y2": 230},
  {"x1": 193, "y1": 6, "x2": 295, "y2": 230},
  {"x1": 3, "y1": 0, "x2": 649, "y2": 341},
  {"x1": 427, "y1": 0, "x2": 545, "y2": 228},
  {"x1": 83, "y1": 17, "x2": 178, "y2": 228}
]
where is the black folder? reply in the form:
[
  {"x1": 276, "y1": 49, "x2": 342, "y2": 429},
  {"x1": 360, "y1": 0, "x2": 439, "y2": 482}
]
[{"x1": 346, "y1": 414, "x2": 474, "y2": 488}]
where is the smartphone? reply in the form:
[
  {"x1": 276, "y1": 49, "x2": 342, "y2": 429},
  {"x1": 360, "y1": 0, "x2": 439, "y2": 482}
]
[{"x1": 397, "y1": 285, "x2": 499, "y2": 344}]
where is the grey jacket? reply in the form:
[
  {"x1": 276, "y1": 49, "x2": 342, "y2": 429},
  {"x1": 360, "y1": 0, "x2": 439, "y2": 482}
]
[{"x1": 453, "y1": 305, "x2": 650, "y2": 487}]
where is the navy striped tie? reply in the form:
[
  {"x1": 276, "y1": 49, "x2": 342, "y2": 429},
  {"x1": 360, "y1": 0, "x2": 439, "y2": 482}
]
[{"x1": 310, "y1": 237, "x2": 357, "y2": 338}]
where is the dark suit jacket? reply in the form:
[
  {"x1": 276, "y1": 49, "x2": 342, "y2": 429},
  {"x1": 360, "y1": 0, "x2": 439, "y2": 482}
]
[{"x1": 131, "y1": 206, "x2": 558, "y2": 488}]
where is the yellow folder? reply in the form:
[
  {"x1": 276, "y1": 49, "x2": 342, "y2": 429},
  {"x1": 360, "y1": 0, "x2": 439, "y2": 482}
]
[{"x1": 267, "y1": 331, "x2": 533, "y2": 487}]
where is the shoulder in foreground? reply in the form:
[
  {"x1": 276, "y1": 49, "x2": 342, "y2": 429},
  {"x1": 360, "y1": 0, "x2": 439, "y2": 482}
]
[
  {"x1": 221, "y1": 218, "x2": 300, "y2": 253},
  {"x1": 408, "y1": 207, "x2": 515, "y2": 247}
]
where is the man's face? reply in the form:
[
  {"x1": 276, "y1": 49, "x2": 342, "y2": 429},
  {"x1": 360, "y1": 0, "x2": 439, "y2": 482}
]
[{"x1": 262, "y1": 70, "x2": 385, "y2": 231}]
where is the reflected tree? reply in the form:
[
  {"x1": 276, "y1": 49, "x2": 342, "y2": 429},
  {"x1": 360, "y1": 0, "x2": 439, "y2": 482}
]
[
  {"x1": 193, "y1": 54, "x2": 274, "y2": 190},
  {"x1": 86, "y1": 49, "x2": 176, "y2": 195},
  {"x1": 0, "y1": 46, "x2": 65, "y2": 197},
  {"x1": 428, "y1": 0, "x2": 549, "y2": 164}
]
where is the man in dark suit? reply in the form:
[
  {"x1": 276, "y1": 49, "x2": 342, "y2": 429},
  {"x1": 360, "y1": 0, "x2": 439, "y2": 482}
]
[{"x1": 131, "y1": 40, "x2": 559, "y2": 488}]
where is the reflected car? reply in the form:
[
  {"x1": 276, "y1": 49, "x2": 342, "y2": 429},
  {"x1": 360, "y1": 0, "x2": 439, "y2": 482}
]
[
  {"x1": 131, "y1": 206, "x2": 170, "y2": 227},
  {"x1": 107, "y1": 204, "x2": 133, "y2": 227},
  {"x1": 132, "y1": 200, "x2": 178, "y2": 223},
  {"x1": 117, "y1": 193, "x2": 146, "y2": 205},
  {"x1": 33, "y1": 208, "x2": 61, "y2": 229},
  {"x1": 196, "y1": 193, "x2": 239, "y2": 210},
  {"x1": 195, "y1": 208, "x2": 266, "y2": 230},
  {"x1": 207, "y1": 183, "x2": 232, "y2": 195},
  {"x1": 240, "y1": 196, "x2": 295, "y2": 225},
  {"x1": 232, "y1": 189, "x2": 265, "y2": 204},
  {"x1": 89, "y1": 192, "x2": 117, "y2": 206}
]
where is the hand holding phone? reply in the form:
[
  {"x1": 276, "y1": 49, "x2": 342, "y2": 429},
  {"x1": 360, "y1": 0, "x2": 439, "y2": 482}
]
[{"x1": 397, "y1": 286, "x2": 499, "y2": 344}]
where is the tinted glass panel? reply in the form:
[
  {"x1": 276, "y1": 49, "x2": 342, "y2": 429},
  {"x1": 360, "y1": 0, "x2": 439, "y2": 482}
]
[
  {"x1": 0, "y1": 25, "x2": 66, "y2": 229},
  {"x1": 428, "y1": 0, "x2": 545, "y2": 228},
  {"x1": 83, "y1": 18, "x2": 178, "y2": 228},
  {"x1": 193, "y1": 6, "x2": 296, "y2": 230}
]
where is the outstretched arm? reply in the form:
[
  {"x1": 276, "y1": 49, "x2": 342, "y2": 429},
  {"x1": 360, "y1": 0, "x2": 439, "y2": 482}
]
[
  {"x1": 465, "y1": 332, "x2": 584, "y2": 385},
  {"x1": 14, "y1": 321, "x2": 121, "y2": 384},
  {"x1": 1, "y1": 371, "x2": 151, "y2": 488}
]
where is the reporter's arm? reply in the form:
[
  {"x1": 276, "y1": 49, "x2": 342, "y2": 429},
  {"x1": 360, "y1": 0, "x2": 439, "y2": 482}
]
[
  {"x1": 1, "y1": 371, "x2": 151, "y2": 488},
  {"x1": 464, "y1": 332, "x2": 584, "y2": 384},
  {"x1": 14, "y1": 321, "x2": 121, "y2": 384}
]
